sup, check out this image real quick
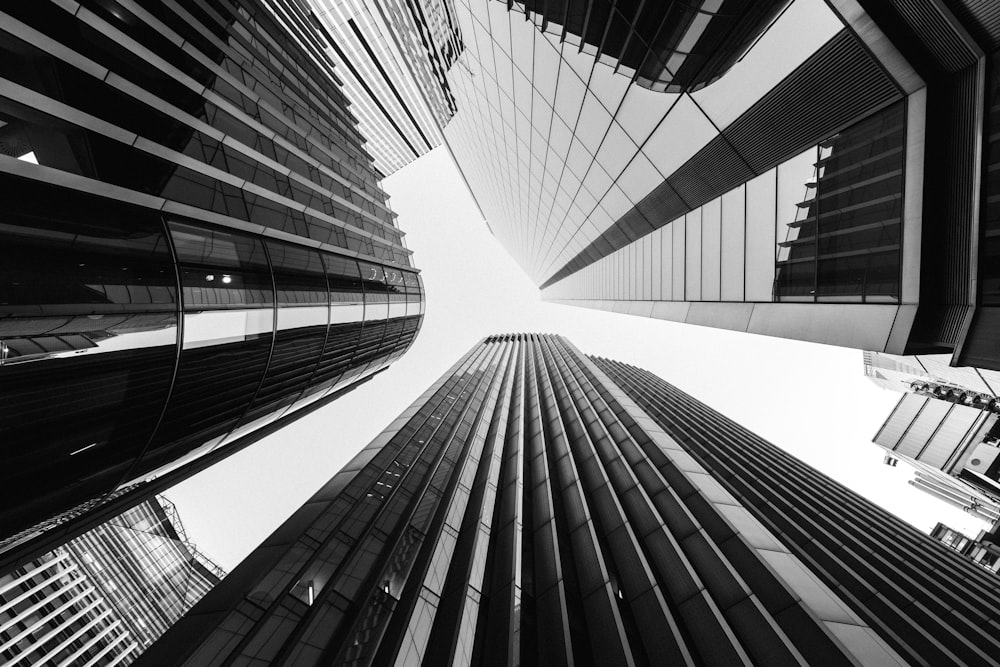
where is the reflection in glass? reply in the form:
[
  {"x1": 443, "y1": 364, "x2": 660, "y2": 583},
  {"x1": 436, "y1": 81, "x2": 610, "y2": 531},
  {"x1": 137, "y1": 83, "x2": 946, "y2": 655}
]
[
  {"x1": 774, "y1": 102, "x2": 905, "y2": 302},
  {"x1": 0, "y1": 192, "x2": 178, "y2": 537}
]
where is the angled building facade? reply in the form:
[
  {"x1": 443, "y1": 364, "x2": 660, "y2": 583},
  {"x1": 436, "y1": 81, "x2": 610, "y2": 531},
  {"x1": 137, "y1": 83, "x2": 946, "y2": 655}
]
[
  {"x1": 0, "y1": 496, "x2": 223, "y2": 666},
  {"x1": 0, "y1": 1, "x2": 423, "y2": 563},
  {"x1": 434, "y1": 0, "x2": 1000, "y2": 369},
  {"x1": 140, "y1": 334, "x2": 1000, "y2": 666}
]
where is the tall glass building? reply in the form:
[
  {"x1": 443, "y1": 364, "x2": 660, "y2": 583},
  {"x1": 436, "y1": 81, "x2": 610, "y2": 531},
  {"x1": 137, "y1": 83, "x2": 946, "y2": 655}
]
[
  {"x1": 0, "y1": 496, "x2": 223, "y2": 666},
  {"x1": 377, "y1": 0, "x2": 999, "y2": 370},
  {"x1": 138, "y1": 334, "x2": 1000, "y2": 666},
  {"x1": 307, "y1": 0, "x2": 463, "y2": 176},
  {"x1": 0, "y1": 1, "x2": 424, "y2": 563}
]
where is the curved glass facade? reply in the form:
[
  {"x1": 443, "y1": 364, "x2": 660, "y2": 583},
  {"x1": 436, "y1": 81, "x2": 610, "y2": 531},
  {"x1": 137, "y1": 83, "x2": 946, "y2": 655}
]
[
  {"x1": 0, "y1": 0, "x2": 424, "y2": 549},
  {"x1": 0, "y1": 186, "x2": 423, "y2": 540}
]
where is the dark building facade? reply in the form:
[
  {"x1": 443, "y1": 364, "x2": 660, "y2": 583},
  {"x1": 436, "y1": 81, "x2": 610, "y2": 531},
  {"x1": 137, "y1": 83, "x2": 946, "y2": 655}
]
[
  {"x1": 513, "y1": 0, "x2": 788, "y2": 93},
  {"x1": 0, "y1": 1, "x2": 423, "y2": 563},
  {"x1": 140, "y1": 334, "x2": 1000, "y2": 666}
]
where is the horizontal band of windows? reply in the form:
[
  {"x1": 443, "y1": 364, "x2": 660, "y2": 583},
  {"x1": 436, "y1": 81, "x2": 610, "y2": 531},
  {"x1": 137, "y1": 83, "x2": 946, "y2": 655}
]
[
  {"x1": 0, "y1": 6, "x2": 397, "y2": 228},
  {"x1": 0, "y1": 154, "x2": 411, "y2": 269},
  {"x1": 0, "y1": 77, "x2": 405, "y2": 255},
  {"x1": 0, "y1": 203, "x2": 422, "y2": 539},
  {"x1": 68, "y1": 2, "x2": 373, "y2": 176}
]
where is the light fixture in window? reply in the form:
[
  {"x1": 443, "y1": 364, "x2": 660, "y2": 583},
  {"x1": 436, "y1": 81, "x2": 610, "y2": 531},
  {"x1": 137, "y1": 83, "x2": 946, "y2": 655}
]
[
  {"x1": 222, "y1": 275, "x2": 232, "y2": 284},
  {"x1": 307, "y1": 581, "x2": 314, "y2": 606},
  {"x1": 205, "y1": 274, "x2": 215, "y2": 282},
  {"x1": 70, "y1": 442, "x2": 99, "y2": 456}
]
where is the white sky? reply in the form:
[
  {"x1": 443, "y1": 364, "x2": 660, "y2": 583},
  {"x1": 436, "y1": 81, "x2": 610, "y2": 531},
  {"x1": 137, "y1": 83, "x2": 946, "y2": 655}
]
[{"x1": 168, "y1": 147, "x2": 990, "y2": 570}]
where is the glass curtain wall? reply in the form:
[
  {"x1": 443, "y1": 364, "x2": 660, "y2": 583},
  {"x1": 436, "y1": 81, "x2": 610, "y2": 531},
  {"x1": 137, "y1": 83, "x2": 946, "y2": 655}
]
[{"x1": 0, "y1": 197, "x2": 423, "y2": 540}]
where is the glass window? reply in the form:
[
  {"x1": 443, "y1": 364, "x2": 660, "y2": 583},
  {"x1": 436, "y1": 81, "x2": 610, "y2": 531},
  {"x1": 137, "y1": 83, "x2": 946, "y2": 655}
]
[
  {"x1": 144, "y1": 221, "x2": 276, "y2": 470},
  {"x1": 774, "y1": 102, "x2": 905, "y2": 302},
  {"x1": 775, "y1": 147, "x2": 820, "y2": 300},
  {"x1": 745, "y1": 170, "x2": 777, "y2": 301},
  {"x1": 685, "y1": 210, "x2": 702, "y2": 301},
  {"x1": 721, "y1": 186, "x2": 746, "y2": 301},
  {"x1": 672, "y1": 218, "x2": 685, "y2": 301},
  {"x1": 701, "y1": 198, "x2": 722, "y2": 301},
  {"x1": 0, "y1": 187, "x2": 177, "y2": 532}
]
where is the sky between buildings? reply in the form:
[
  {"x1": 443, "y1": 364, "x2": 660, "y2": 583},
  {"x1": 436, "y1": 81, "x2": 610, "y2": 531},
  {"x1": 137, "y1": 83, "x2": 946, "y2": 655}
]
[{"x1": 168, "y1": 147, "x2": 989, "y2": 571}]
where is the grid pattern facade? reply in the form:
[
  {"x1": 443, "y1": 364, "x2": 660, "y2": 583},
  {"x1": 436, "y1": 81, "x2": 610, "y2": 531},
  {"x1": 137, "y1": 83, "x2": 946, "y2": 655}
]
[
  {"x1": 141, "y1": 334, "x2": 1000, "y2": 666},
  {"x1": 309, "y1": 0, "x2": 462, "y2": 175},
  {"x1": 0, "y1": 1, "x2": 423, "y2": 552},
  {"x1": 442, "y1": 0, "x2": 927, "y2": 353},
  {"x1": 0, "y1": 497, "x2": 222, "y2": 666}
]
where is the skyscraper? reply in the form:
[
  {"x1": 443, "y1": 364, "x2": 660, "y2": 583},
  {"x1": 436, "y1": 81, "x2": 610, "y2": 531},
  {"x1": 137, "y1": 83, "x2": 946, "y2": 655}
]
[
  {"x1": 307, "y1": 0, "x2": 464, "y2": 175},
  {"x1": 424, "y1": 0, "x2": 1000, "y2": 369},
  {"x1": 0, "y1": 1, "x2": 423, "y2": 563},
  {"x1": 864, "y1": 349, "x2": 1000, "y2": 521},
  {"x1": 0, "y1": 496, "x2": 223, "y2": 666},
  {"x1": 139, "y1": 334, "x2": 1000, "y2": 666},
  {"x1": 873, "y1": 391, "x2": 1000, "y2": 522}
]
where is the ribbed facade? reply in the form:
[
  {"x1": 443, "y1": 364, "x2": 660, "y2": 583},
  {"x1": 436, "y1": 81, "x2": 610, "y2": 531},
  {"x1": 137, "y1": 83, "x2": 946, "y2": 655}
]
[
  {"x1": 0, "y1": 496, "x2": 223, "y2": 666},
  {"x1": 593, "y1": 353, "x2": 1000, "y2": 666},
  {"x1": 0, "y1": 1, "x2": 423, "y2": 558},
  {"x1": 308, "y1": 0, "x2": 463, "y2": 175},
  {"x1": 140, "y1": 334, "x2": 1000, "y2": 666}
]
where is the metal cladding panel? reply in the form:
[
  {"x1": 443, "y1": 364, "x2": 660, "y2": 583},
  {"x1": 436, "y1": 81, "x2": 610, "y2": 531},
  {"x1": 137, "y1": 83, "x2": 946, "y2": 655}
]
[
  {"x1": 946, "y1": 0, "x2": 1000, "y2": 50},
  {"x1": 887, "y1": 0, "x2": 981, "y2": 72},
  {"x1": 138, "y1": 334, "x2": 1000, "y2": 666},
  {"x1": 875, "y1": 394, "x2": 929, "y2": 449},
  {"x1": 666, "y1": 135, "x2": 756, "y2": 211},
  {"x1": 541, "y1": 29, "x2": 903, "y2": 290},
  {"x1": 723, "y1": 30, "x2": 902, "y2": 173},
  {"x1": 594, "y1": 356, "x2": 1000, "y2": 667},
  {"x1": 959, "y1": 306, "x2": 1000, "y2": 368},
  {"x1": 911, "y1": 65, "x2": 979, "y2": 348},
  {"x1": 890, "y1": 398, "x2": 953, "y2": 459}
]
